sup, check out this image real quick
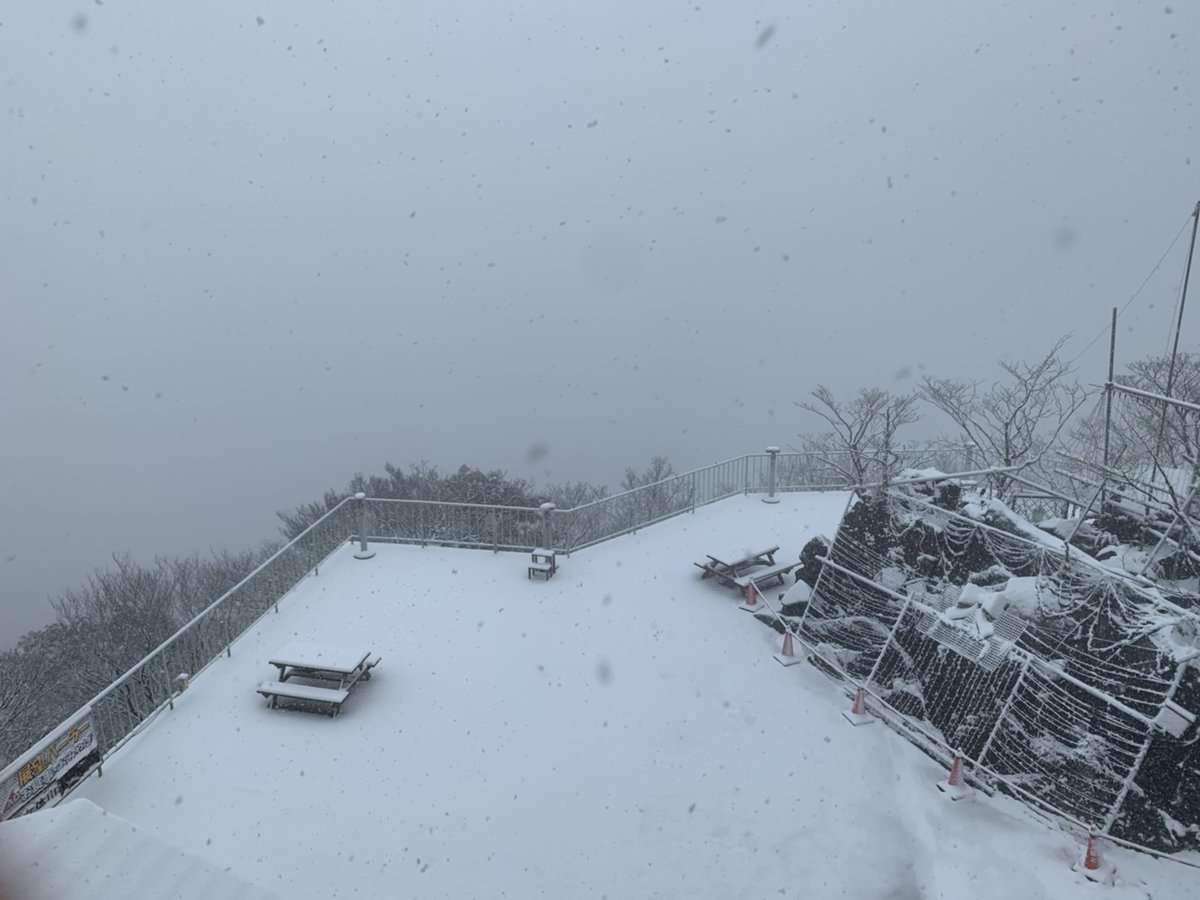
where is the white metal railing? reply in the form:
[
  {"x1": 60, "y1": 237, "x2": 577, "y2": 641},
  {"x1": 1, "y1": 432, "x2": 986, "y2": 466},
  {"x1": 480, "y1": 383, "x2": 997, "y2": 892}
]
[
  {"x1": 0, "y1": 497, "x2": 358, "y2": 820},
  {"x1": 784, "y1": 486, "x2": 1200, "y2": 856},
  {"x1": 1, "y1": 446, "x2": 968, "y2": 821}
]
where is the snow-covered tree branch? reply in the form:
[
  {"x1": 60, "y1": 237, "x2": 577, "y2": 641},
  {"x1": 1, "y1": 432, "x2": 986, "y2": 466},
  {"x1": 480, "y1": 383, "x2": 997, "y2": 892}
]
[
  {"x1": 796, "y1": 386, "x2": 921, "y2": 494},
  {"x1": 920, "y1": 337, "x2": 1090, "y2": 495}
]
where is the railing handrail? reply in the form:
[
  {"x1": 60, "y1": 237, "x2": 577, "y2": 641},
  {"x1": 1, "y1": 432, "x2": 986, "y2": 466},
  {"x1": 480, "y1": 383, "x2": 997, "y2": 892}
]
[
  {"x1": 366, "y1": 497, "x2": 545, "y2": 514},
  {"x1": 359, "y1": 447, "x2": 968, "y2": 519},
  {"x1": 87, "y1": 494, "x2": 357, "y2": 710},
  {"x1": 3, "y1": 445, "x2": 972, "y2": 818}
]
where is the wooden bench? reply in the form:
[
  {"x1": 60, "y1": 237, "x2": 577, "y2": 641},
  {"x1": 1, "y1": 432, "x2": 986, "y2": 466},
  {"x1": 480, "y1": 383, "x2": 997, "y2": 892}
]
[
  {"x1": 528, "y1": 549, "x2": 557, "y2": 580},
  {"x1": 339, "y1": 655, "x2": 382, "y2": 691},
  {"x1": 256, "y1": 680, "x2": 350, "y2": 717},
  {"x1": 269, "y1": 644, "x2": 378, "y2": 689},
  {"x1": 694, "y1": 546, "x2": 781, "y2": 588},
  {"x1": 732, "y1": 561, "x2": 798, "y2": 591}
]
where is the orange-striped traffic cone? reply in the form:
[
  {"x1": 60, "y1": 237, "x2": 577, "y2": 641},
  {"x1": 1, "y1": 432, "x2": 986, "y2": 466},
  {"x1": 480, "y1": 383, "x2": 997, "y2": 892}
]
[
  {"x1": 842, "y1": 686, "x2": 875, "y2": 726},
  {"x1": 947, "y1": 755, "x2": 963, "y2": 787},
  {"x1": 1083, "y1": 830, "x2": 1102, "y2": 872},
  {"x1": 774, "y1": 629, "x2": 802, "y2": 667},
  {"x1": 1073, "y1": 826, "x2": 1115, "y2": 882},
  {"x1": 738, "y1": 582, "x2": 760, "y2": 612},
  {"x1": 937, "y1": 751, "x2": 970, "y2": 800}
]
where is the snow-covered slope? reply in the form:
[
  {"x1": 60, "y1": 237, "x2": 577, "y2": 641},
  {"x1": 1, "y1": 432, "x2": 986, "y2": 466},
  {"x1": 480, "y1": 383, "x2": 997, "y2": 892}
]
[
  {"x1": 0, "y1": 797, "x2": 281, "y2": 900},
  {"x1": 13, "y1": 493, "x2": 1199, "y2": 898}
]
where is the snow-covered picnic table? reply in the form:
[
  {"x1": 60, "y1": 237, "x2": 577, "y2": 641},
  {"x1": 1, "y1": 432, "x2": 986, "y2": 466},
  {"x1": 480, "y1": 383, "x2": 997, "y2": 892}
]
[
  {"x1": 528, "y1": 548, "x2": 558, "y2": 580},
  {"x1": 693, "y1": 545, "x2": 781, "y2": 587},
  {"x1": 256, "y1": 642, "x2": 381, "y2": 716}
]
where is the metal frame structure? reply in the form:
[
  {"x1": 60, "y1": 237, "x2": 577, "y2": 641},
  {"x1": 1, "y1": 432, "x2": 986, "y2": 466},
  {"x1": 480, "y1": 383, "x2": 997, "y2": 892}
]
[{"x1": 791, "y1": 482, "x2": 1199, "y2": 845}]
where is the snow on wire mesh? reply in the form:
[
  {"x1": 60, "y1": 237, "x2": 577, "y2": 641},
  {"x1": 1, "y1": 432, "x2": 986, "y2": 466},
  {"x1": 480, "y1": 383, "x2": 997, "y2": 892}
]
[{"x1": 798, "y1": 485, "x2": 1198, "y2": 839}]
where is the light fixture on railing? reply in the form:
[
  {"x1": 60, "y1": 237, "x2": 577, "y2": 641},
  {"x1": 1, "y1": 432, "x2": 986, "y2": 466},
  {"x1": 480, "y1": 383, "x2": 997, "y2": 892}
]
[{"x1": 764, "y1": 447, "x2": 781, "y2": 503}]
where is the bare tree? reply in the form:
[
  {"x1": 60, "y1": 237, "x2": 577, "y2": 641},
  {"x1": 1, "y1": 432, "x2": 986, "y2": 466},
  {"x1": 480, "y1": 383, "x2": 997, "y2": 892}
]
[
  {"x1": 619, "y1": 455, "x2": 693, "y2": 522},
  {"x1": 796, "y1": 386, "x2": 920, "y2": 493},
  {"x1": 1061, "y1": 355, "x2": 1200, "y2": 569},
  {"x1": 0, "y1": 638, "x2": 58, "y2": 766},
  {"x1": 276, "y1": 461, "x2": 550, "y2": 539},
  {"x1": 168, "y1": 547, "x2": 276, "y2": 622},
  {"x1": 545, "y1": 480, "x2": 609, "y2": 509},
  {"x1": 920, "y1": 337, "x2": 1090, "y2": 496},
  {"x1": 50, "y1": 554, "x2": 183, "y2": 698},
  {"x1": 1114, "y1": 354, "x2": 1200, "y2": 472},
  {"x1": 276, "y1": 489, "x2": 348, "y2": 541}
]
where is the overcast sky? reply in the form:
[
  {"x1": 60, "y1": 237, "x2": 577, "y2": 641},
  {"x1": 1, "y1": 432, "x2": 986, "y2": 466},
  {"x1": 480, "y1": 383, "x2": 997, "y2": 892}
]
[{"x1": 2, "y1": 1, "x2": 1197, "y2": 645}]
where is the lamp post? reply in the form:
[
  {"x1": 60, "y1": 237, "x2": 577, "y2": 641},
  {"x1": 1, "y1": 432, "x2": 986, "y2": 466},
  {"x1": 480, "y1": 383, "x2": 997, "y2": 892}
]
[
  {"x1": 763, "y1": 446, "x2": 781, "y2": 503},
  {"x1": 539, "y1": 502, "x2": 556, "y2": 550},
  {"x1": 353, "y1": 492, "x2": 376, "y2": 560}
]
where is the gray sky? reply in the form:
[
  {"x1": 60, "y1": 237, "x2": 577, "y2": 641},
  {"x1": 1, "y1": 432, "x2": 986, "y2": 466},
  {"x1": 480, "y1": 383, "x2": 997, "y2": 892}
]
[{"x1": 2, "y1": 1, "x2": 1197, "y2": 645}]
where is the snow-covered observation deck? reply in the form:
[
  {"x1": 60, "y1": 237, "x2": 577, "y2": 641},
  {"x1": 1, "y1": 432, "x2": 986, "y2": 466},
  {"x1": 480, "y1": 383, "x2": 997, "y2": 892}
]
[
  {"x1": 2, "y1": 493, "x2": 1197, "y2": 899},
  {"x1": 2, "y1": 447, "x2": 966, "y2": 823}
]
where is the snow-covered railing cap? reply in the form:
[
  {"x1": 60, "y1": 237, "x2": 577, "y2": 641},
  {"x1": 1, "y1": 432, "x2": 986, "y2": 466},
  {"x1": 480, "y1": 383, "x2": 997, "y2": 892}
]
[{"x1": 1153, "y1": 700, "x2": 1197, "y2": 738}]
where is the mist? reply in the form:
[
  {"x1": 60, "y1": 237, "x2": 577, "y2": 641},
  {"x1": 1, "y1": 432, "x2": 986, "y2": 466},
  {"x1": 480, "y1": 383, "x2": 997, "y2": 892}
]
[{"x1": 2, "y1": 2, "x2": 1197, "y2": 645}]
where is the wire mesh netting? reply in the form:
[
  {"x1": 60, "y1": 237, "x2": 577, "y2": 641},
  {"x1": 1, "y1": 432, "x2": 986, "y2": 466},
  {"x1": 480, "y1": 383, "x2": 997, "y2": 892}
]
[
  {"x1": 1061, "y1": 383, "x2": 1200, "y2": 545},
  {"x1": 1008, "y1": 493, "x2": 1071, "y2": 524},
  {"x1": 798, "y1": 485, "x2": 1198, "y2": 843}
]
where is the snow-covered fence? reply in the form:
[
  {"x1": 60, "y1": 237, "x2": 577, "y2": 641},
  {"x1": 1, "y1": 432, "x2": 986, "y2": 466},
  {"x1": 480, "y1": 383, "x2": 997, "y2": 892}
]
[
  {"x1": 555, "y1": 448, "x2": 974, "y2": 552},
  {"x1": 5, "y1": 446, "x2": 971, "y2": 821},
  {"x1": 1, "y1": 498, "x2": 360, "y2": 820},
  {"x1": 774, "y1": 447, "x2": 973, "y2": 492},
  {"x1": 359, "y1": 497, "x2": 545, "y2": 552},
  {"x1": 355, "y1": 449, "x2": 976, "y2": 554},
  {"x1": 555, "y1": 455, "x2": 743, "y2": 551},
  {"x1": 797, "y1": 487, "x2": 1200, "y2": 847},
  {"x1": 88, "y1": 497, "x2": 358, "y2": 758},
  {"x1": 1008, "y1": 492, "x2": 1071, "y2": 524}
]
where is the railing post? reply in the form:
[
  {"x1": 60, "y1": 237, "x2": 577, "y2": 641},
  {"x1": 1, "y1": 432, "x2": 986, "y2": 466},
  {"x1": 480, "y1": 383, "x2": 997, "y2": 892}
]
[
  {"x1": 353, "y1": 492, "x2": 376, "y2": 560},
  {"x1": 1102, "y1": 662, "x2": 1190, "y2": 834},
  {"x1": 763, "y1": 446, "x2": 781, "y2": 503},
  {"x1": 863, "y1": 593, "x2": 914, "y2": 688},
  {"x1": 539, "y1": 502, "x2": 556, "y2": 551},
  {"x1": 976, "y1": 653, "x2": 1033, "y2": 769}
]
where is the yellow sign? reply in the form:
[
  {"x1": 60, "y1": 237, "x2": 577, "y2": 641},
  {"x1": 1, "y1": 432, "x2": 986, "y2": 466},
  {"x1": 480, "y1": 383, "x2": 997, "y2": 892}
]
[{"x1": 1, "y1": 714, "x2": 96, "y2": 820}]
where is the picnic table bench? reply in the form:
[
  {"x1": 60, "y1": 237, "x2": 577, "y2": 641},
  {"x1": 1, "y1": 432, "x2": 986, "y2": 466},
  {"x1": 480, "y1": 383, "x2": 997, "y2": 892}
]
[
  {"x1": 257, "y1": 681, "x2": 350, "y2": 717},
  {"x1": 693, "y1": 546, "x2": 780, "y2": 588},
  {"x1": 528, "y1": 548, "x2": 558, "y2": 580},
  {"x1": 732, "y1": 560, "x2": 798, "y2": 590},
  {"x1": 258, "y1": 642, "x2": 380, "y2": 716}
]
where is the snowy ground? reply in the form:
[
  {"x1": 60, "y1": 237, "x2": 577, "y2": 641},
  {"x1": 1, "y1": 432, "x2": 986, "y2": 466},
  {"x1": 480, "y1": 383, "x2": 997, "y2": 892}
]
[{"x1": 5, "y1": 493, "x2": 1199, "y2": 899}]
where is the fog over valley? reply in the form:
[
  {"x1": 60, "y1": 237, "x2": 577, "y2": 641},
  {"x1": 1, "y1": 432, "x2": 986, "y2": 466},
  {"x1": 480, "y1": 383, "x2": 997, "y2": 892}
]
[{"x1": 2, "y1": 2, "x2": 1197, "y2": 644}]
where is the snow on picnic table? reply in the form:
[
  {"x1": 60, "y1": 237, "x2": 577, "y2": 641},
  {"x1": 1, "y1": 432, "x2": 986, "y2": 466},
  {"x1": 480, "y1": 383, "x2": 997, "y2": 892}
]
[{"x1": 43, "y1": 493, "x2": 1200, "y2": 898}]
